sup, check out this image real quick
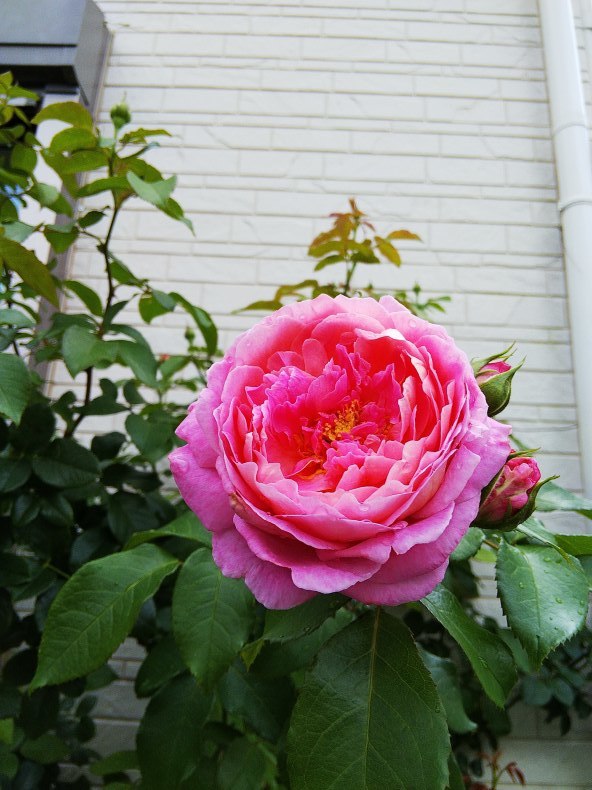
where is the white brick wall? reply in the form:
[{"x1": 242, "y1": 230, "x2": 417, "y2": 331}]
[{"x1": 62, "y1": 0, "x2": 592, "y2": 784}]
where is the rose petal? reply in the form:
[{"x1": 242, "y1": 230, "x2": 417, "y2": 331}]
[{"x1": 169, "y1": 446, "x2": 234, "y2": 533}]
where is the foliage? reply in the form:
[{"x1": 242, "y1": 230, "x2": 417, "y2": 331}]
[
  {"x1": 0, "y1": 71, "x2": 590, "y2": 790},
  {"x1": 0, "y1": 72, "x2": 215, "y2": 787},
  {"x1": 241, "y1": 197, "x2": 450, "y2": 319}
]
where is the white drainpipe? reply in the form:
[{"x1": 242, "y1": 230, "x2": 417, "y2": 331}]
[{"x1": 539, "y1": 0, "x2": 592, "y2": 496}]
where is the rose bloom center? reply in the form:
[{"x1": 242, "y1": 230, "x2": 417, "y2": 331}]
[{"x1": 240, "y1": 340, "x2": 439, "y2": 505}]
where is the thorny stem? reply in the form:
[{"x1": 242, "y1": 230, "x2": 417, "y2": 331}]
[
  {"x1": 342, "y1": 259, "x2": 358, "y2": 297},
  {"x1": 44, "y1": 561, "x2": 70, "y2": 580},
  {"x1": 67, "y1": 193, "x2": 122, "y2": 437},
  {"x1": 98, "y1": 204, "x2": 120, "y2": 339},
  {"x1": 65, "y1": 366, "x2": 93, "y2": 438},
  {"x1": 2, "y1": 264, "x2": 22, "y2": 357},
  {"x1": 341, "y1": 215, "x2": 361, "y2": 297}
]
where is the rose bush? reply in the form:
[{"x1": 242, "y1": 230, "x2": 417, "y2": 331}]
[{"x1": 170, "y1": 294, "x2": 511, "y2": 608}]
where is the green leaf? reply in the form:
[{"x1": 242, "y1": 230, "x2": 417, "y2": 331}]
[
  {"x1": 375, "y1": 237, "x2": 402, "y2": 265},
  {"x1": 76, "y1": 176, "x2": 131, "y2": 198},
  {"x1": 20, "y1": 687, "x2": 59, "y2": 738},
  {"x1": 219, "y1": 661, "x2": 294, "y2": 741},
  {"x1": 522, "y1": 675, "x2": 552, "y2": 706},
  {"x1": 0, "y1": 165, "x2": 27, "y2": 188},
  {"x1": 78, "y1": 209, "x2": 105, "y2": 228},
  {"x1": 33, "y1": 101, "x2": 94, "y2": 129},
  {"x1": 29, "y1": 182, "x2": 73, "y2": 216},
  {"x1": 309, "y1": 240, "x2": 345, "y2": 259},
  {"x1": 422, "y1": 586, "x2": 517, "y2": 707},
  {"x1": 418, "y1": 648, "x2": 477, "y2": 734},
  {"x1": 253, "y1": 609, "x2": 354, "y2": 679},
  {"x1": 32, "y1": 438, "x2": 99, "y2": 488},
  {"x1": 91, "y1": 431, "x2": 126, "y2": 460},
  {"x1": 171, "y1": 292, "x2": 217, "y2": 356},
  {"x1": 0, "y1": 745, "x2": 18, "y2": 780},
  {"x1": 0, "y1": 458, "x2": 31, "y2": 493},
  {"x1": 125, "y1": 511, "x2": 212, "y2": 550},
  {"x1": 49, "y1": 127, "x2": 97, "y2": 154},
  {"x1": 44, "y1": 223, "x2": 79, "y2": 253},
  {"x1": 450, "y1": 528, "x2": 484, "y2": 562},
  {"x1": 135, "y1": 636, "x2": 186, "y2": 698},
  {"x1": 86, "y1": 663, "x2": 118, "y2": 690},
  {"x1": 387, "y1": 229, "x2": 421, "y2": 241},
  {"x1": 137, "y1": 674, "x2": 212, "y2": 790},
  {"x1": 61, "y1": 326, "x2": 109, "y2": 376},
  {"x1": 107, "y1": 491, "x2": 159, "y2": 544},
  {"x1": 159, "y1": 355, "x2": 189, "y2": 378},
  {"x1": 12, "y1": 403, "x2": 56, "y2": 452},
  {"x1": 91, "y1": 750, "x2": 139, "y2": 776},
  {"x1": 0, "y1": 308, "x2": 35, "y2": 328},
  {"x1": 10, "y1": 142, "x2": 36, "y2": 174},
  {"x1": 159, "y1": 194, "x2": 193, "y2": 231},
  {"x1": 240, "y1": 299, "x2": 283, "y2": 313},
  {"x1": 496, "y1": 542, "x2": 589, "y2": 668},
  {"x1": 117, "y1": 340, "x2": 157, "y2": 387},
  {"x1": 120, "y1": 128, "x2": 171, "y2": 145},
  {"x1": 287, "y1": 610, "x2": 450, "y2": 790},
  {"x1": 57, "y1": 149, "x2": 109, "y2": 174},
  {"x1": 554, "y1": 533, "x2": 592, "y2": 556},
  {"x1": 126, "y1": 171, "x2": 176, "y2": 208},
  {"x1": 172, "y1": 548, "x2": 254, "y2": 688},
  {"x1": 1, "y1": 220, "x2": 36, "y2": 243},
  {"x1": 263, "y1": 594, "x2": 346, "y2": 643},
  {"x1": 535, "y1": 479, "x2": 592, "y2": 516},
  {"x1": 217, "y1": 738, "x2": 267, "y2": 790},
  {"x1": 0, "y1": 238, "x2": 58, "y2": 305},
  {"x1": 125, "y1": 412, "x2": 174, "y2": 463},
  {"x1": 447, "y1": 754, "x2": 465, "y2": 790},
  {"x1": 139, "y1": 290, "x2": 176, "y2": 323},
  {"x1": 20, "y1": 733, "x2": 69, "y2": 764},
  {"x1": 102, "y1": 463, "x2": 160, "y2": 493},
  {"x1": 31, "y1": 544, "x2": 178, "y2": 689},
  {"x1": 0, "y1": 553, "x2": 32, "y2": 587},
  {"x1": 0, "y1": 719, "x2": 13, "y2": 746},
  {"x1": 0, "y1": 353, "x2": 31, "y2": 424}
]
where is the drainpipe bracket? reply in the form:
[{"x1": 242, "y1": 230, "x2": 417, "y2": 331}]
[{"x1": 558, "y1": 195, "x2": 592, "y2": 212}]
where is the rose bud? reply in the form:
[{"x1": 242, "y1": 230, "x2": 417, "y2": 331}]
[
  {"x1": 477, "y1": 359, "x2": 522, "y2": 417},
  {"x1": 476, "y1": 359, "x2": 511, "y2": 384},
  {"x1": 110, "y1": 101, "x2": 131, "y2": 131},
  {"x1": 472, "y1": 346, "x2": 522, "y2": 417},
  {"x1": 476, "y1": 455, "x2": 542, "y2": 529}
]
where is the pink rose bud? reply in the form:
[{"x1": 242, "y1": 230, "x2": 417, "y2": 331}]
[
  {"x1": 476, "y1": 359, "x2": 511, "y2": 384},
  {"x1": 478, "y1": 456, "x2": 541, "y2": 524}
]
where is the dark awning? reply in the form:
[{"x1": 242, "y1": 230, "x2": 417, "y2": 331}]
[{"x1": 0, "y1": 0, "x2": 110, "y2": 110}]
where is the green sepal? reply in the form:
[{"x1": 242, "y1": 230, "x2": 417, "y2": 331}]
[
  {"x1": 479, "y1": 360, "x2": 523, "y2": 417},
  {"x1": 471, "y1": 342, "x2": 516, "y2": 376}
]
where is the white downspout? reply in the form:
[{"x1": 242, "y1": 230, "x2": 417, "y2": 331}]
[{"x1": 539, "y1": 0, "x2": 592, "y2": 496}]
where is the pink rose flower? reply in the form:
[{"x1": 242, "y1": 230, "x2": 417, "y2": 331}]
[
  {"x1": 476, "y1": 359, "x2": 511, "y2": 384},
  {"x1": 478, "y1": 456, "x2": 541, "y2": 524},
  {"x1": 170, "y1": 295, "x2": 511, "y2": 609}
]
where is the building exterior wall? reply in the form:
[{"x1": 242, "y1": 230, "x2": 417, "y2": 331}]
[{"x1": 62, "y1": 0, "x2": 591, "y2": 786}]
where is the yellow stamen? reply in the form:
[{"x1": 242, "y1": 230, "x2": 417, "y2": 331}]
[{"x1": 323, "y1": 400, "x2": 360, "y2": 442}]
